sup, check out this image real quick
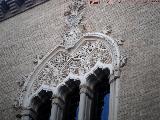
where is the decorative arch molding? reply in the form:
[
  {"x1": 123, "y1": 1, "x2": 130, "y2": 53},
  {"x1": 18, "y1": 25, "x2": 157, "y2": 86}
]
[{"x1": 16, "y1": 32, "x2": 127, "y2": 120}]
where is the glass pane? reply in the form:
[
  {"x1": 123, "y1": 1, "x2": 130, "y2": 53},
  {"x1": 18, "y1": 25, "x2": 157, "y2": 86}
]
[
  {"x1": 101, "y1": 93, "x2": 110, "y2": 120},
  {"x1": 75, "y1": 106, "x2": 79, "y2": 120}
]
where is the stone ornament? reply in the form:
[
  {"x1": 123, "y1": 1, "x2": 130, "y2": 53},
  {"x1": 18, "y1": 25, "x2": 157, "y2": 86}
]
[
  {"x1": 14, "y1": 0, "x2": 127, "y2": 111},
  {"x1": 63, "y1": 0, "x2": 86, "y2": 49},
  {"x1": 15, "y1": 32, "x2": 127, "y2": 108}
]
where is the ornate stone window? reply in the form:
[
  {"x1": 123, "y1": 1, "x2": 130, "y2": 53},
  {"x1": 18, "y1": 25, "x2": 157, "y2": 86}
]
[{"x1": 15, "y1": 32, "x2": 127, "y2": 120}]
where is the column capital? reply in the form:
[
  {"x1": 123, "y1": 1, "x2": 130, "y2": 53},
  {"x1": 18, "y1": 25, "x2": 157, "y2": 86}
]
[
  {"x1": 80, "y1": 84, "x2": 94, "y2": 99},
  {"x1": 51, "y1": 95, "x2": 65, "y2": 109},
  {"x1": 17, "y1": 107, "x2": 37, "y2": 120}
]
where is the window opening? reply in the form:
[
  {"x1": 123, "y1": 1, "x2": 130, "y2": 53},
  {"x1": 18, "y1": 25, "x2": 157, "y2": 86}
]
[
  {"x1": 92, "y1": 68, "x2": 110, "y2": 120},
  {"x1": 34, "y1": 90, "x2": 53, "y2": 120},
  {"x1": 62, "y1": 87, "x2": 80, "y2": 120}
]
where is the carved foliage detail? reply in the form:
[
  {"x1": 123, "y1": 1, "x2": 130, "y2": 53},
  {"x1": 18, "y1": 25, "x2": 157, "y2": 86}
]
[{"x1": 29, "y1": 40, "x2": 112, "y2": 97}]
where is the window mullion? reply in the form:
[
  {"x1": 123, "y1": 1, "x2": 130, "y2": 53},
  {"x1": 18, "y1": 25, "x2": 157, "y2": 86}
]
[
  {"x1": 50, "y1": 96, "x2": 65, "y2": 120},
  {"x1": 78, "y1": 85, "x2": 94, "y2": 120}
]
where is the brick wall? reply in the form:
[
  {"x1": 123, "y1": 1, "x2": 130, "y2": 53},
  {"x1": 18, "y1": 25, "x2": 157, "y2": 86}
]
[{"x1": 0, "y1": 0, "x2": 160, "y2": 119}]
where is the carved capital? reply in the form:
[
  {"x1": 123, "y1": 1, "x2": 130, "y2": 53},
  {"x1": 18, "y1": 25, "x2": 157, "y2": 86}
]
[
  {"x1": 51, "y1": 96, "x2": 65, "y2": 109},
  {"x1": 120, "y1": 55, "x2": 127, "y2": 67},
  {"x1": 80, "y1": 85, "x2": 94, "y2": 98},
  {"x1": 17, "y1": 107, "x2": 37, "y2": 120},
  {"x1": 114, "y1": 67, "x2": 121, "y2": 78}
]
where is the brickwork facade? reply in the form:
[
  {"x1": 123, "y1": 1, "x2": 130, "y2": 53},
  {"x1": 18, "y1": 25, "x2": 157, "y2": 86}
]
[{"x1": 0, "y1": 0, "x2": 160, "y2": 120}]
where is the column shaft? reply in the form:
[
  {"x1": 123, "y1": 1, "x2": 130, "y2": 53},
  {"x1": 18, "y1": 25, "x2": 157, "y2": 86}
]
[
  {"x1": 78, "y1": 85, "x2": 93, "y2": 120},
  {"x1": 50, "y1": 97, "x2": 64, "y2": 120}
]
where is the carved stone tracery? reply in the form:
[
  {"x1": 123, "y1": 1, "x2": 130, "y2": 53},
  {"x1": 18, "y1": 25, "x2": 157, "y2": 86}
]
[
  {"x1": 30, "y1": 39, "x2": 112, "y2": 97},
  {"x1": 15, "y1": 32, "x2": 127, "y2": 109}
]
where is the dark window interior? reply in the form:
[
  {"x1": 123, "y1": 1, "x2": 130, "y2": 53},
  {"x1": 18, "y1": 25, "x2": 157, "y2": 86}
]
[
  {"x1": 31, "y1": 69, "x2": 110, "y2": 120},
  {"x1": 36, "y1": 90, "x2": 52, "y2": 120},
  {"x1": 92, "y1": 69, "x2": 110, "y2": 120},
  {"x1": 62, "y1": 87, "x2": 80, "y2": 120},
  {"x1": 90, "y1": 0, "x2": 100, "y2": 4}
]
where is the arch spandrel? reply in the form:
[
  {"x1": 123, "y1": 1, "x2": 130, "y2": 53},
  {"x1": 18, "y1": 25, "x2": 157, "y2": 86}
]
[{"x1": 20, "y1": 32, "x2": 124, "y2": 107}]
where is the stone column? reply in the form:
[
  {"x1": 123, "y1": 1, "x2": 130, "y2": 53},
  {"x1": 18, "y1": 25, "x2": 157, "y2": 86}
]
[
  {"x1": 108, "y1": 77, "x2": 120, "y2": 120},
  {"x1": 20, "y1": 107, "x2": 37, "y2": 120},
  {"x1": 78, "y1": 85, "x2": 94, "y2": 120},
  {"x1": 50, "y1": 96, "x2": 65, "y2": 120}
]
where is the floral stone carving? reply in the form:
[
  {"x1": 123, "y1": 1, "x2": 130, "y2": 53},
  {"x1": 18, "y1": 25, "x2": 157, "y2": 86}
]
[{"x1": 15, "y1": 32, "x2": 127, "y2": 108}]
